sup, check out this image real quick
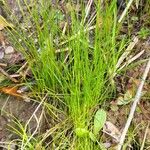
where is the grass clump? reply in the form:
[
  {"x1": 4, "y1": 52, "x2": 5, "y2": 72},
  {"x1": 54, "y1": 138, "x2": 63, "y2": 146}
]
[{"x1": 2, "y1": 0, "x2": 128, "y2": 149}]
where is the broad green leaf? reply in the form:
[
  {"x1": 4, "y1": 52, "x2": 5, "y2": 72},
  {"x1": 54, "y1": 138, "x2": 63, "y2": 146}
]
[
  {"x1": 75, "y1": 128, "x2": 89, "y2": 137},
  {"x1": 93, "y1": 109, "x2": 106, "y2": 135},
  {"x1": 89, "y1": 132, "x2": 97, "y2": 142}
]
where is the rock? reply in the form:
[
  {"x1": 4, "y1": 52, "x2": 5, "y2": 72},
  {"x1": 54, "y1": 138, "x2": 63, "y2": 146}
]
[{"x1": 5, "y1": 46, "x2": 14, "y2": 54}]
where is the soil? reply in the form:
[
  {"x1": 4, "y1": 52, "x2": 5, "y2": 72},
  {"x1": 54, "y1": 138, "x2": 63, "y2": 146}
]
[{"x1": 0, "y1": 95, "x2": 43, "y2": 148}]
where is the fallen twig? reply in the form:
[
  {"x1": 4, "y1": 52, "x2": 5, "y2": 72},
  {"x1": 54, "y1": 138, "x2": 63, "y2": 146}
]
[
  {"x1": 118, "y1": 0, "x2": 134, "y2": 23},
  {"x1": 55, "y1": 47, "x2": 70, "y2": 53},
  {"x1": 117, "y1": 58, "x2": 150, "y2": 150},
  {"x1": 0, "y1": 63, "x2": 7, "y2": 67},
  {"x1": 140, "y1": 122, "x2": 150, "y2": 150},
  {"x1": 112, "y1": 37, "x2": 138, "y2": 78},
  {"x1": 17, "y1": 62, "x2": 28, "y2": 73},
  {"x1": 22, "y1": 94, "x2": 48, "y2": 149},
  {"x1": 84, "y1": 0, "x2": 93, "y2": 23},
  {"x1": 116, "y1": 37, "x2": 138, "y2": 70},
  {"x1": 118, "y1": 49, "x2": 145, "y2": 72},
  {"x1": 0, "y1": 66, "x2": 18, "y2": 83},
  {"x1": 10, "y1": 74, "x2": 21, "y2": 78}
]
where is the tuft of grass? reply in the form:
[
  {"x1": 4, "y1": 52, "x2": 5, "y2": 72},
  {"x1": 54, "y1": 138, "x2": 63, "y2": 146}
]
[{"x1": 2, "y1": 0, "x2": 129, "y2": 149}]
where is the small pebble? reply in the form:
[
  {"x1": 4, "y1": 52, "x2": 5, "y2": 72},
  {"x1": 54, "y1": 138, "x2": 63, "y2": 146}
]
[
  {"x1": 103, "y1": 142, "x2": 112, "y2": 148},
  {"x1": 5, "y1": 46, "x2": 14, "y2": 54},
  {"x1": 0, "y1": 50, "x2": 4, "y2": 59}
]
